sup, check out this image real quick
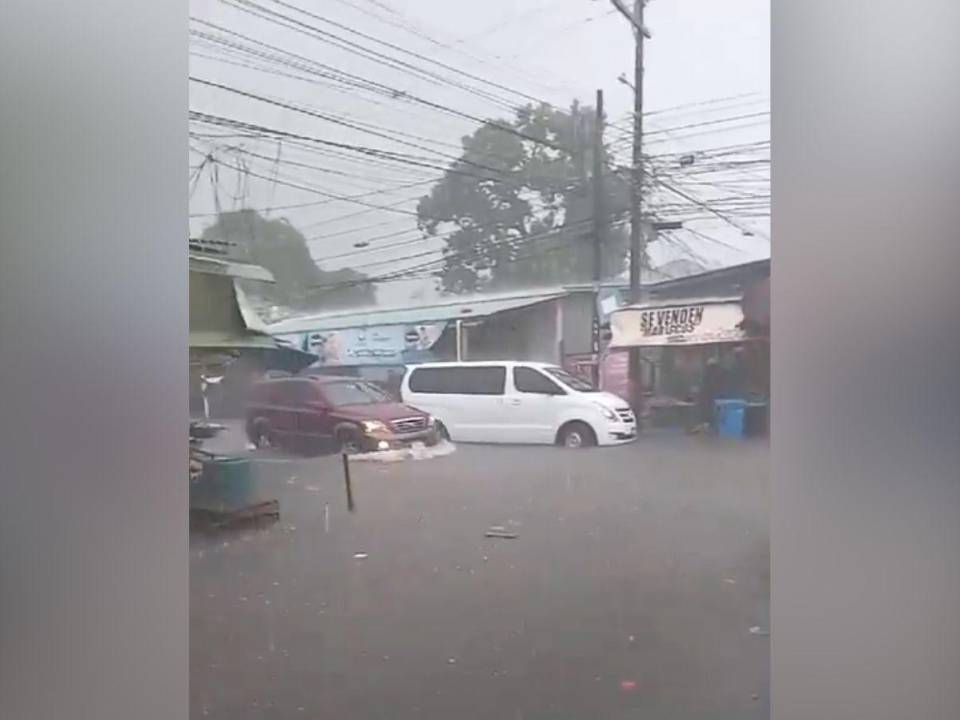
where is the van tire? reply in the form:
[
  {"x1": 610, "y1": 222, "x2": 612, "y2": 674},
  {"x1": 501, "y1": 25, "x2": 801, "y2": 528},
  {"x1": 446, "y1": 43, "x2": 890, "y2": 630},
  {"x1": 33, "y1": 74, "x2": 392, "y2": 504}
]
[
  {"x1": 557, "y1": 421, "x2": 596, "y2": 449},
  {"x1": 434, "y1": 420, "x2": 450, "y2": 441}
]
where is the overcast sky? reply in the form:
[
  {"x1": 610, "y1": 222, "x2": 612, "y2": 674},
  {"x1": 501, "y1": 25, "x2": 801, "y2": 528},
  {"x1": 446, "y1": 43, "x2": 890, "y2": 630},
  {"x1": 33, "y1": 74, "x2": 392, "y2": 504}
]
[{"x1": 189, "y1": 0, "x2": 770, "y2": 305}]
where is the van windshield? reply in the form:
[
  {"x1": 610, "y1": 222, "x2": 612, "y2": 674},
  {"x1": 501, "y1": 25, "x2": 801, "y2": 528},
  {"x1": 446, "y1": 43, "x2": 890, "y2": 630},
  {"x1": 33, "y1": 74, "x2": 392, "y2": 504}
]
[
  {"x1": 323, "y1": 381, "x2": 390, "y2": 406},
  {"x1": 543, "y1": 367, "x2": 597, "y2": 392}
]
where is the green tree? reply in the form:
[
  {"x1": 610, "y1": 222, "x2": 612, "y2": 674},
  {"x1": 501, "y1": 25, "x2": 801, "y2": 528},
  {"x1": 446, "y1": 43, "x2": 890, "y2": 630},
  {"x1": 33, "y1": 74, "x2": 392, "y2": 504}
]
[
  {"x1": 417, "y1": 102, "x2": 633, "y2": 294},
  {"x1": 200, "y1": 209, "x2": 376, "y2": 311}
]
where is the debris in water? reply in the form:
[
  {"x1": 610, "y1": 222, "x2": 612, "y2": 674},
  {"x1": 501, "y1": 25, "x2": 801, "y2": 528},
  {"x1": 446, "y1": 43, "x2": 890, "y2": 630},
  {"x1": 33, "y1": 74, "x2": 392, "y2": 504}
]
[
  {"x1": 486, "y1": 530, "x2": 518, "y2": 539},
  {"x1": 723, "y1": 578, "x2": 737, "y2": 584},
  {"x1": 353, "y1": 552, "x2": 369, "y2": 560},
  {"x1": 749, "y1": 626, "x2": 769, "y2": 636},
  {"x1": 447, "y1": 657, "x2": 457, "y2": 664}
]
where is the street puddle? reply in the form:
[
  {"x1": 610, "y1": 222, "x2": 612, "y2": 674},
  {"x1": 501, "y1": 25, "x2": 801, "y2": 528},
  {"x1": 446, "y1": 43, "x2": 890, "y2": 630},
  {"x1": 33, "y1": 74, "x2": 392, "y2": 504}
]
[{"x1": 348, "y1": 440, "x2": 457, "y2": 464}]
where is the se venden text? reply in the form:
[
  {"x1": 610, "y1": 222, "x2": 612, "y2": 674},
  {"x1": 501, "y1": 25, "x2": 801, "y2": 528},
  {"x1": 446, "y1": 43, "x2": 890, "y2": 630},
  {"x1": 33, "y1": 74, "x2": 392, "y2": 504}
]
[{"x1": 639, "y1": 306, "x2": 705, "y2": 337}]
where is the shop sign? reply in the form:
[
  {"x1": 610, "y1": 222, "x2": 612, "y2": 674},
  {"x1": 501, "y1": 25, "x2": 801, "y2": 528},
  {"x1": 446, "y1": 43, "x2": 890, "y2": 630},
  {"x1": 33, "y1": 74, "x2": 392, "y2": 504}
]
[
  {"x1": 276, "y1": 323, "x2": 447, "y2": 366},
  {"x1": 610, "y1": 301, "x2": 745, "y2": 347}
]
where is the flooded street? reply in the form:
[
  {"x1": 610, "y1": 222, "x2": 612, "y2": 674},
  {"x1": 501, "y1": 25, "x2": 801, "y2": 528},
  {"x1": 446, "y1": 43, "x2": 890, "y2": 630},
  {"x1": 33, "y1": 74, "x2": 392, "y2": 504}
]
[{"x1": 191, "y1": 436, "x2": 769, "y2": 719}]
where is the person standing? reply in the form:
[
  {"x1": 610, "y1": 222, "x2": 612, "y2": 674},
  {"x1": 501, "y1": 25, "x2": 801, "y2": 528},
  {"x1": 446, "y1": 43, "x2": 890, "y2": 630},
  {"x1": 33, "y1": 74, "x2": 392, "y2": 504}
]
[{"x1": 694, "y1": 356, "x2": 725, "y2": 432}]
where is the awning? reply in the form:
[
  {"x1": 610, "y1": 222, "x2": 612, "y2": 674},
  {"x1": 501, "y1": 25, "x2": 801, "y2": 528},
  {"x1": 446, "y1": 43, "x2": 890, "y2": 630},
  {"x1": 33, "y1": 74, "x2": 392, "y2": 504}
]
[
  {"x1": 609, "y1": 298, "x2": 746, "y2": 348},
  {"x1": 189, "y1": 330, "x2": 277, "y2": 351},
  {"x1": 188, "y1": 253, "x2": 275, "y2": 283},
  {"x1": 265, "y1": 288, "x2": 567, "y2": 334}
]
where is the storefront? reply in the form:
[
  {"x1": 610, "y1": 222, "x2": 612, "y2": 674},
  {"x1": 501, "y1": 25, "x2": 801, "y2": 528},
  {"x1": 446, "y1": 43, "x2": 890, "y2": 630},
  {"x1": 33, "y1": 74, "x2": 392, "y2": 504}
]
[
  {"x1": 606, "y1": 296, "x2": 768, "y2": 431},
  {"x1": 266, "y1": 289, "x2": 573, "y2": 396}
]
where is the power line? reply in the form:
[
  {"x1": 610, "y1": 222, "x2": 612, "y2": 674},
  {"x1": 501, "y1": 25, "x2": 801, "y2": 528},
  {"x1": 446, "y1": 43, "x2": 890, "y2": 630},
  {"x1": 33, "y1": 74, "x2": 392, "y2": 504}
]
[
  {"x1": 193, "y1": 131, "x2": 594, "y2": 243},
  {"x1": 309, "y1": 214, "x2": 632, "y2": 294},
  {"x1": 190, "y1": 17, "x2": 574, "y2": 154},
  {"x1": 189, "y1": 110, "x2": 520, "y2": 188},
  {"x1": 189, "y1": 141, "x2": 440, "y2": 215},
  {"x1": 218, "y1": 0, "x2": 521, "y2": 110},
  {"x1": 190, "y1": 77, "x2": 521, "y2": 181},
  {"x1": 265, "y1": 0, "x2": 546, "y2": 104},
  {"x1": 325, "y1": 0, "x2": 570, "y2": 95},
  {"x1": 207, "y1": 154, "x2": 423, "y2": 217},
  {"x1": 652, "y1": 177, "x2": 769, "y2": 240}
]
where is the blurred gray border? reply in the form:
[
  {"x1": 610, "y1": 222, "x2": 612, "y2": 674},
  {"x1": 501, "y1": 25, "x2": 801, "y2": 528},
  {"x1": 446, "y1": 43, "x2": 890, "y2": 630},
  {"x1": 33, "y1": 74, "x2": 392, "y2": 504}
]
[
  {"x1": 772, "y1": 1, "x2": 960, "y2": 718},
  {"x1": 2, "y1": 2, "x2": 959, "y2": 719},
  {"x1": 0, "y1": 1, "x2": 187, "y2": 719}
]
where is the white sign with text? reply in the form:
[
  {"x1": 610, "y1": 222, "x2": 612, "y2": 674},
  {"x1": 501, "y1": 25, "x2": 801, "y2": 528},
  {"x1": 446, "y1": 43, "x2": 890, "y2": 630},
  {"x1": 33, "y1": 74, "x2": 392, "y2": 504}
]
[{"x1": 610, "y1": 301, "x2": 745, "y2": 347}]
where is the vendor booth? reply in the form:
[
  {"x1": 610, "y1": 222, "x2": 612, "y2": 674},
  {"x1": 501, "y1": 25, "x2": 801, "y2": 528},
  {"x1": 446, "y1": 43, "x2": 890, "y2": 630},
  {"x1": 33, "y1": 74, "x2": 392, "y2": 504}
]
[{"x1": 606, "y1": 296, "x2": 769, "y2": 436}]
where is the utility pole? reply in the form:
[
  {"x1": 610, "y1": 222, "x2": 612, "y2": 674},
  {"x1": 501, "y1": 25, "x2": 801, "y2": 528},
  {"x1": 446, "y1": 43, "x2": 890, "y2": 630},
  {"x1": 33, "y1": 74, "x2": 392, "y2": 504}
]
[
  {"x1": 591, "y1": 89, "x2": 605, "y2": 387},
  {"x1": 627, "y1": 0, "x2": 646, "y2": 416}
]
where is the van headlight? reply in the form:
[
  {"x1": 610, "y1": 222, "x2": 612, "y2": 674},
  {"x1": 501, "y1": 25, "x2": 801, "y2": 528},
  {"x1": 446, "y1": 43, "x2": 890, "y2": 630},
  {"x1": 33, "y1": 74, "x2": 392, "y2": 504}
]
[
  {"x1": 361, "y1": 420, "x2": 388, "y2": 433},
  {"x1": 593, "y1": 403, "x2": 618, "y2": 421},
  {"x1": 426, "y1": 415, "x2": 436, "y2": 427}
]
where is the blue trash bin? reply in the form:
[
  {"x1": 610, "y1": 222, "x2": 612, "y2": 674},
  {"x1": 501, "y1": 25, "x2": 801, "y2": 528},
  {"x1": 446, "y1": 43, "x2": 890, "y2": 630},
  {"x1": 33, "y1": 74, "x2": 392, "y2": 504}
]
[{"x1": 714, "y1": 399, "x2": 747, "y2": 439}]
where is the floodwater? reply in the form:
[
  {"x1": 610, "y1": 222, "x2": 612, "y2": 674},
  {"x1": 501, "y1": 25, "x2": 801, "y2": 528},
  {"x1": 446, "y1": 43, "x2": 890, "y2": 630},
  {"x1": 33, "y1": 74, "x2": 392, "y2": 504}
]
[{"x1": 191, "y1": 434, "x2": 769, "y2": 719}]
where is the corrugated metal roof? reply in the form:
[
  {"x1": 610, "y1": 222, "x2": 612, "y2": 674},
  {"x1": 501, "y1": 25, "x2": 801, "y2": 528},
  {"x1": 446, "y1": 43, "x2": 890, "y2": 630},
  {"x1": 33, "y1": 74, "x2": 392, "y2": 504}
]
[
  {"x1": 188, "y1": 330, "x2": 277, "y2": 350},
  {"x1": 612, "y1": 295, "x2": 743, "y2": 313},
  {"x1": 266, "y1": 288, "x2": 568, "y2": 334},
  {"x1": 233, "y1": 281, "x2": 269, "y2": 333},
  {"x1": 189, "y1": 253, "x2": 275, "y2": 283}
]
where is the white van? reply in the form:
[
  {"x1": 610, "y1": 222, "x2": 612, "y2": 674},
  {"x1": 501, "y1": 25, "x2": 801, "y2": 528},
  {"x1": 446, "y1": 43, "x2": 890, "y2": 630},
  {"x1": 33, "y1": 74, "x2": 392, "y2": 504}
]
[{"x1": 400, "y1": 361, "x2": 637, "y2": 448}]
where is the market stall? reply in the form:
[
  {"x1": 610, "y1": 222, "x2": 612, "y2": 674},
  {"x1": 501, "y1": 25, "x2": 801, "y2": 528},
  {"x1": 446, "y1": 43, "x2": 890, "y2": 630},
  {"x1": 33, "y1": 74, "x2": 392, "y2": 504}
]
[{"x1": 606, "y1": 296, "x2": 769, "y2": 436}]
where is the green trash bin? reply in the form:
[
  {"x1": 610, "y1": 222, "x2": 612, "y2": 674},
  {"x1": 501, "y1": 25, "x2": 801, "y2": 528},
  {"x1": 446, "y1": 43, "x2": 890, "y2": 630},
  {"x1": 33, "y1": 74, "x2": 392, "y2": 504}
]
[{"x1": 190, "y1": 456, "x2": 257, "y2": 513}]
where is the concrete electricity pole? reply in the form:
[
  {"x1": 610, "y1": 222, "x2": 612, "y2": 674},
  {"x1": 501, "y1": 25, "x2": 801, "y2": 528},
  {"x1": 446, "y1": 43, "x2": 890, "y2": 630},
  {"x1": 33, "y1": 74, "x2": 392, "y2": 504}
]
[
  {"x1": 591, "y1": 89, "x2": 605, "y2": 386},
  {"x1": 628, "y1": 0, "x2": 646, "y2": 417},
  {"x1": 610, "y1": 0, "x2": 647, "y2": 413}
]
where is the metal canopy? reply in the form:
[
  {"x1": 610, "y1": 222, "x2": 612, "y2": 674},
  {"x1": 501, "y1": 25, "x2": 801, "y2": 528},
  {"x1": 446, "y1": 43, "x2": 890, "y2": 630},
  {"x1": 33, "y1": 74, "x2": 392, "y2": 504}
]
[{"x1": 266, "y1": 289, "x2": 568, "y2": 334}]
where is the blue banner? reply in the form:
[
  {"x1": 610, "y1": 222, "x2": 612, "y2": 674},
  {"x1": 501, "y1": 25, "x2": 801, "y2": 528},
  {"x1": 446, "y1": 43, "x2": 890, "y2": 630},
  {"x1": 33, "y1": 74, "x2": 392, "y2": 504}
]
[{"x1": 275, "y1": 323, "x2": 447, "y2": 366}]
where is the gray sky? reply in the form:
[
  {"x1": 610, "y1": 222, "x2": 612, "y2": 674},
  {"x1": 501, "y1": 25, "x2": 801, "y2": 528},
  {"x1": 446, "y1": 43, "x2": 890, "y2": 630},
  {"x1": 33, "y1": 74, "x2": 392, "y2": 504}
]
[{"x1": 189, "y1": 0, "x2": 769, "y2": 305}]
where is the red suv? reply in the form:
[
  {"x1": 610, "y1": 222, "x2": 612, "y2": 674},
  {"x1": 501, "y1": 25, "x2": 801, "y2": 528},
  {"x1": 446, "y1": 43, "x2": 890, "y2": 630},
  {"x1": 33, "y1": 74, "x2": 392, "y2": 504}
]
[{"x1": 246, "y1": 375, "x2": 438, "y2": 454}]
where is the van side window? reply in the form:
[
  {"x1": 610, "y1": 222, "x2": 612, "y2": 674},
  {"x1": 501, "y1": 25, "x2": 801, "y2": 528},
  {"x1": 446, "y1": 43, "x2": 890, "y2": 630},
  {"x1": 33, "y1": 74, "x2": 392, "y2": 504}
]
[
  {"x1": 409, "y1": 366, "x2": 505, "y2": 395},
  {"x1": 514, "y1": 367, "x2": 564, "y2": 395}
]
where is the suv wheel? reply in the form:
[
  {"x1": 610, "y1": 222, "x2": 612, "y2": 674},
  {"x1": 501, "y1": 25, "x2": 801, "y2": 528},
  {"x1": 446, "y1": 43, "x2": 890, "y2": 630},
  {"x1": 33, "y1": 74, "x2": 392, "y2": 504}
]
[
  {"x1": 251, "y1": 420, "x2": 273, "y2": 449},
  {"x1": 558, "y1": 421, "x2": 596, "y2": 449},
  {"x1": 337, "y1": 429, "x2": 363, "y2": 455}
]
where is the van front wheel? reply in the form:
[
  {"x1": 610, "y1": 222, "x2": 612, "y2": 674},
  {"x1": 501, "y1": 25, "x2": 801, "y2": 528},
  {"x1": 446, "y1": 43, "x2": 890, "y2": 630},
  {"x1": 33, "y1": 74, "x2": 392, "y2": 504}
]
[{"x1": 557, "y1": 421, "x2": 596, "y2": 449}]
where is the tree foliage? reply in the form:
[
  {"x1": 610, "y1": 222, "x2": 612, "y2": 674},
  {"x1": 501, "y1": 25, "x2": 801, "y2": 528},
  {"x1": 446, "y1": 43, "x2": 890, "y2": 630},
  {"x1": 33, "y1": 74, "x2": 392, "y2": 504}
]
[
  {"x1": 417, "y1": 102, "x2": 633, "y2": 294},
  {"x1": 200, "y1": 209, "x2": 376, "y2": 311}
]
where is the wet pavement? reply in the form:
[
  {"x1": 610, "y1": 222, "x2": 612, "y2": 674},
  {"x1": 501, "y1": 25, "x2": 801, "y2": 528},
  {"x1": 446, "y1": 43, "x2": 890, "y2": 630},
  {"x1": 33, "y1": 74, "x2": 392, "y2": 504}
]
[{"x1": 191, "y1": 433, "x2": 769, "y2": 719}]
